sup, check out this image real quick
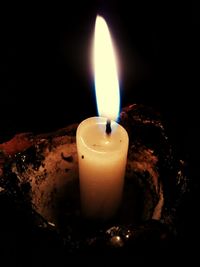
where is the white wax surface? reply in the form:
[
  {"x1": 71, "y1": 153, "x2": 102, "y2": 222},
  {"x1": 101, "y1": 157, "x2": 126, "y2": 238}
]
[{"x1": 76, "y1": 117, "x2": 129, "y2": 220}]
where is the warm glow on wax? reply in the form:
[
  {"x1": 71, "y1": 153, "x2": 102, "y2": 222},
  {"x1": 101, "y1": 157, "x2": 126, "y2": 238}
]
[{"x1": 94, "y1": 15, "x2": 120, "y2": 121}]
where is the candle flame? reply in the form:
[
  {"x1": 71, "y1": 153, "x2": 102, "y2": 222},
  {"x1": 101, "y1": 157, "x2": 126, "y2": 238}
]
[{"x1": 93, "y1": 15, "x2": 120, "y2": 121}]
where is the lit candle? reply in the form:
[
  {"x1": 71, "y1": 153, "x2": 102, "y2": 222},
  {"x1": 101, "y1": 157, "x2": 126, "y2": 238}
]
[{"x1": 76, "y1": 15, "x2": 129, "y2": 220}]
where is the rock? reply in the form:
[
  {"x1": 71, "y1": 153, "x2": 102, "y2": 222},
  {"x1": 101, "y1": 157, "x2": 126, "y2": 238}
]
[{"x1": 0, "y1": 104, "x2": 189, "y2": 265}]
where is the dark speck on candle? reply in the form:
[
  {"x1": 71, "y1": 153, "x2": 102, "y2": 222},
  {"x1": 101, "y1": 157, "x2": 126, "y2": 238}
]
[{"x1": 82, "y1": 155, "x2": 84, "y2": 159}]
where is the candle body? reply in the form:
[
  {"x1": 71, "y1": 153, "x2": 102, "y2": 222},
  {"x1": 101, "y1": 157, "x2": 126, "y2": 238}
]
[{"x1": 76, "y1": 117, "x2": 129, "y2": 220}]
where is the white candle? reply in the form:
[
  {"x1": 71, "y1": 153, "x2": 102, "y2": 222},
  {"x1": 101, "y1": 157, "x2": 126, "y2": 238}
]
[
  {"x1": 76, "y1": 117, "x2": 128, "y2": 219},
  {"x1": 76, "y1": 15, "x2": 129, "y2": 220}
]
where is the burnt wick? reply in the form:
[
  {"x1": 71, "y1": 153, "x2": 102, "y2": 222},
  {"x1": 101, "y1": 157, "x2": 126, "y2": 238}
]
[{"x1": 106, "y1": 120, "x2": 112, "y2": 135}]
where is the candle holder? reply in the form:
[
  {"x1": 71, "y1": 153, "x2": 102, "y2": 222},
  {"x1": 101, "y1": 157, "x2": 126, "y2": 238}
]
[{"x1": 0, "y1": 104, "x2": 189, "y2": 265}]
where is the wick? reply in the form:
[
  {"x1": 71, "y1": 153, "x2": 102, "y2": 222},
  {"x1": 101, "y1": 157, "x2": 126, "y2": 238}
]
[{"x1": 106, "y1": 119, "x2": 112, "y2": 135}]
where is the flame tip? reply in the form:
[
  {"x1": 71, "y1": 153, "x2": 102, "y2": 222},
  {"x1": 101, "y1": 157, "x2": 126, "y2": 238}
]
[{"x1": 93, "y1": 15, "x2": 120, "y2": 121}]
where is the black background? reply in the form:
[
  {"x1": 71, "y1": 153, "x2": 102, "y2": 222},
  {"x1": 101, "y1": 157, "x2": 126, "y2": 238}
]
[
  {"x1": 0, "y1": 0, "x2": 199, "y2": 264},
  {"x1": 0, "y1": 2, "x2": 197, "y2": 141}
]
